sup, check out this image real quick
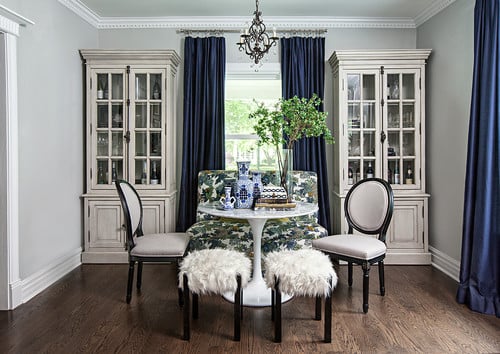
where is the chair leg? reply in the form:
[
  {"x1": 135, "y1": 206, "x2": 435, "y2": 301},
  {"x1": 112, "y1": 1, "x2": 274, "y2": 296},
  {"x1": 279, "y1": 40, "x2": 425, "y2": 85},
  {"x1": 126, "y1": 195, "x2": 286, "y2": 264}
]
[
  {"x1": 183, "y1": 275, "x2": 190, "y2": 341},
  {"x1": 378, "y1": 260, "x2": 385, "y2": 296},
  {"x1": 324, "y1": 278, "x2": 333, "y2": 343},
  {"x1": 315, "y1": 296, "x2": 321, "y2": 320},
  {"x1": 234, "y1": 275, "x2": 242, "y2": 341},
  {"x1": 136, "y1": 261, "x2": 143, "y2": 290},
  {"x1": 274, "y1": 276, "x2": 282, "y2": 343},
  {"x1": 126, "y1": 261, "x2": 135, "y2": 304},
  {"x1": 362, "y1": 262, "x2": 371, "y2": 313},
  {"x1": 348, "y1": 262, "x2": 353, "y2": 287}
]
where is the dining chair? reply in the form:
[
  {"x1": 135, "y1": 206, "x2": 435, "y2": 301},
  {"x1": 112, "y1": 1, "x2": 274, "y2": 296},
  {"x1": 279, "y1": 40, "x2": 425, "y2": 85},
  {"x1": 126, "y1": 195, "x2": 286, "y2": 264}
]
[
  {"x1": 312, "y1": 177, "x2": 394, "y2": 313},
  {"x1": 115, "y1": 179, "x2": 190, "y2": 304}
]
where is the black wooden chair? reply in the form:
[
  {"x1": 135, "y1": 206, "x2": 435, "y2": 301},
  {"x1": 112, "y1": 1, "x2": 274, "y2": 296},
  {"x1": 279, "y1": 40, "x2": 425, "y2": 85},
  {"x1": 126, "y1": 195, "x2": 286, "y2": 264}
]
[
  {"x1": 115, "y1": 179, "x2": 189, "y2": 304},
  {"x1": 313, "y1": 178, "x2": 394, "y2": 313}
]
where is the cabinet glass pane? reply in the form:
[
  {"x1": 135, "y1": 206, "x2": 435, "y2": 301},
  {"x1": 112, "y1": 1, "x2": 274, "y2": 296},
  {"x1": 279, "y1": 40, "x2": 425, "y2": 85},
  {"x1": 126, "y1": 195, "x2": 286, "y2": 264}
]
[
  {"x1": 111, "y1": 132, "x2": 123, "y2": 156},
  {"x1": 97, "y1": 159, "x2": 108, "y2": 184},
  {"x1": 362, "y1": 74, "x2": 375, "y2": 100},
  {"x1": 151, "y1": 103, "x2": 162, "y2": 128},
  {"x1": 363, "y1": 103, "x2": 375, "y2": 129},
  {"x1": 387, "y1": 74, "x2": 400, "y2": 100},
  {"x1": 135, "y1": 74, "x2": 147, "y2": 100},
  {"x1": 403, "y1": 131, "x2": 415, "y2": 156},
  {"x1": 97, "y1": 132, "x2": 108, "y2": 156},
  {"x1": 348, "y1": 103, "x2": 361, "y2": 128},
  {"x1": 388, "y1": 131, "x2": 400, "y2": 157},
  {"x1": 348, "y1": 160, "x2": 361, "y2": 185},
  {"x1": 388, "y1": 160, "x2": 401, "y2": 185},
  {"x1": 136, "y1": 132, "x2": 147, "y2": 157},
  {"x1": 150, "y1": 160, "x2": 161, "y2": 184},
  {"x1": 111, "y1": 104, "x2": 123, "y2": 128},
  {"x1": 150, "y1": 132, "x2": 161, "y2": 156},
  {"x1": 402, "y1": 74, "x2": 415, "y2": 99},
  {"x1": 97, "y1": 73, "x2": 108, "y2": 100},
  {"x1": 403, "y1": 103, "x2": 415, "y2": 128},
  {"x1": 402, "y1": 160, "x2": 415, "y2": 185},
  {"x1": 387, "y1": 103, "x2": 399, "y2": 128},
  {"x1": 151, "y1": 73, "x2": 162, "y2": 100},
  {"x1": 111, "y1": 74, "x2": 123, "y2": 100},
  {"x1": 111, "y1": 160, "x2": 123, "y2": 182},
  {"x1": 347, "y1": 74, "x2": 360, "y2": 100},
  {"x1": 97, "y1": 103, "x2": 108, "y2": 128},
  {"x1": 348, "y1": 132, "x2": 360, "y2": 157},
  {"x1": 136, "y1": 159, "x2": 148, "y2": 185},
  {"x1": 135, "y1": 103, "x2": 147, "y2": 128},
  {"x1": 363, "y1": 131, "x2": 376, "y2": 156}
]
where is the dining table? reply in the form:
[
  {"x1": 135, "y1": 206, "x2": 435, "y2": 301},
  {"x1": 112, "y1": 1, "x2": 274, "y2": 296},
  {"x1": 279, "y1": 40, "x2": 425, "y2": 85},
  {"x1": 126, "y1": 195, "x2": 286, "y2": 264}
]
[{"x1": 197, "y1": 202, "x2": 319, "y2": 307}]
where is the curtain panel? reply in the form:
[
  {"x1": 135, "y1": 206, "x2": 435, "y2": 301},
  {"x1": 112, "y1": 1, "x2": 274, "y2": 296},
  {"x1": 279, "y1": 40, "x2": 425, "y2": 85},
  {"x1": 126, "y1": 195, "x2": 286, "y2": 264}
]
[
  {"x1": 457, "y1": 0, "x2": 500, "y2": 317},
  {"x1": 280, "y1": 36, "x2": 332, "y2": 233},
  {"x1": 176, "y1": 37, "x2": 226, "y2": 232}
]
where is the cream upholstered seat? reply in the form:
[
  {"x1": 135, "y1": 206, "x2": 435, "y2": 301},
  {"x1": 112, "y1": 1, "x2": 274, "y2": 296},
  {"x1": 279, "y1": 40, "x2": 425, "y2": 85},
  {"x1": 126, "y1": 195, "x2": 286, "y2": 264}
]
[
  {"x1": 115, "y1": 180, "x2": 189, "y2": 304},
  {"x1": 264, "y1": 249, "x2": 337, "y2": 343},
  {"x1": 179, "y1": 248, "x2": 251, "y2": 341},
  {"x1": 312, "y1": 178, "x2": 393, "y2": 314}
]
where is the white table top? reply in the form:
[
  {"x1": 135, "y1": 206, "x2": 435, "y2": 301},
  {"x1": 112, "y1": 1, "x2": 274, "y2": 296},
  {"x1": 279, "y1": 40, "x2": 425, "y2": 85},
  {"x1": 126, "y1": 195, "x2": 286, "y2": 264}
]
[{"x1": 198, "y1": 202, "x2": 318, "y2": 220}]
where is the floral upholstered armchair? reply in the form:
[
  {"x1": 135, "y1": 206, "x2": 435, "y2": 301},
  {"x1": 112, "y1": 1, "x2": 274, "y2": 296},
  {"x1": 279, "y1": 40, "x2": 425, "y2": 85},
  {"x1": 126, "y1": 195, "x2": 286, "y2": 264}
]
[{"x1": 186, "y1": 170, "x2": 328, "y2": 257}]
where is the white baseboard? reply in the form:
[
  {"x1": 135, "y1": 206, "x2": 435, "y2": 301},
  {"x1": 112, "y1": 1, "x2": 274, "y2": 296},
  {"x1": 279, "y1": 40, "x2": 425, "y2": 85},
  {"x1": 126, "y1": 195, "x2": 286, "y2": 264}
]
[
  {"x1": 429, "y1": 246, "x2": 460, "y2": 282},
  {"x1": 21, "y1": 247, "x2": 82, "y2": 304}
]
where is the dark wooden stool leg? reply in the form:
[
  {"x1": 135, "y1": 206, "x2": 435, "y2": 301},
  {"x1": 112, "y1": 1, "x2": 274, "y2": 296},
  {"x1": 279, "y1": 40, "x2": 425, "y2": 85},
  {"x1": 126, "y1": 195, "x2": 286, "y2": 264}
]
[
  {"x1": 378, "y1": 260, "x2": 385, "y2": 296},
  {"x1": 126, "y1": 261, "x2": 135, "y2": 303},
  {"x1": 324, "y1": 277, "x2": 333, "y2": 343},
  {"x1": 234, "y1": 275, "x2": 242, "y2": 341},
  {"x1": 275, "y1": 276, "x2": 282, "y2": 343},
  {"x1": 315, "y1": 296, "x2": 321, "y2": 320},
  {"x1": 271, "y1": 288, "x2": 275, "y2": 321},
  {"x1": 348, "y1": 262, "x2": 353, "y2": 287},
  {"x1": 192, "y1": 293, "x2": 199, "y2": 319},
  {"x1": 177, "y1": 260, "x2": 184, "y2": 308},
  {"x1": 136, "y1": 261, "x2": 143, "y2": 290},
  {"x1": 362, "y1": 262, "x2": 371, "y2": 313},
  {"x1": 183, "y1": 274, "x2": 190, "y2": 341}
]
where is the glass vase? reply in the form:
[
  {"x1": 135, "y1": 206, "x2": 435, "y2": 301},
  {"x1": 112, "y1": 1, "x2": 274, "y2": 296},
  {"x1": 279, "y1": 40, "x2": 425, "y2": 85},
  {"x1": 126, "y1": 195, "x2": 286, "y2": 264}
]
[{"x1": 280, "y1": 148, "x2": 294, "y2": 199}]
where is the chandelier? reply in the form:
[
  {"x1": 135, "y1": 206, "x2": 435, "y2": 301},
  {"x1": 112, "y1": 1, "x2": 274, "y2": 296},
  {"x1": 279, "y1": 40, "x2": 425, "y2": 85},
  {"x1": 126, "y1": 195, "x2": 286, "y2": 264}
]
[{"x1": 237, "y1": 0, "x2": 278, "y2": 65}]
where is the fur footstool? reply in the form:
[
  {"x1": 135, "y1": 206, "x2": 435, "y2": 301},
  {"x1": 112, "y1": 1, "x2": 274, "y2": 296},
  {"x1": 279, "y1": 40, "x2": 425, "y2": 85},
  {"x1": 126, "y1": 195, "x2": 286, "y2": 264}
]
[
  {"x1": 264, "y1": 249, "x2": 338, "y2": 343},
  {"x1": 179, "y1": 248, "x2": 251, "y2": 341}
]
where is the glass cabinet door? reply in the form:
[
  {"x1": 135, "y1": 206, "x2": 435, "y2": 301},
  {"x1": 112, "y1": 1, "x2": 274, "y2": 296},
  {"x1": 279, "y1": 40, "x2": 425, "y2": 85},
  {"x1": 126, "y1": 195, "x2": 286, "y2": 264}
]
[
  {"x1": 384, "y1": 70, "x2": 420, "y2": 189},
  {"x1": 346, "y1": 71, "x2": 379, "y2": 188},
  {"x1": 130, "y1": 70, "x2": 165, "y2": 187},
  {"x1": 93, "y1": 70, "x2": 126, "y2": 187}
]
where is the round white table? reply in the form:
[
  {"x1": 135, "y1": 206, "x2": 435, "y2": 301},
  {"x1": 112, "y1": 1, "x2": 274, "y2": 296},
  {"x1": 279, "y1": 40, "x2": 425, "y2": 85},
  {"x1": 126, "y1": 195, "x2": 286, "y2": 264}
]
[{"x1": 197, "y1": 202, "x2": 318, "y2": 307}]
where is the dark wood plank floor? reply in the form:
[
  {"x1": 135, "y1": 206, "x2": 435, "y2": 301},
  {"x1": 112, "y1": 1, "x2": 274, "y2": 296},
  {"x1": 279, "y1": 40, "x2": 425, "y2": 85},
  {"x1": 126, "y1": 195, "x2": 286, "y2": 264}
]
[{"x1": 0, "y1": 263, "x2": 498, "y2": 353}]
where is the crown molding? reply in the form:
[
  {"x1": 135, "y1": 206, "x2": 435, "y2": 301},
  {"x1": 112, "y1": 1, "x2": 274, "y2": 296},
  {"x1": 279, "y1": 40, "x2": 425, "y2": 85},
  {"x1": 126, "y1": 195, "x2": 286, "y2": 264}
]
[
  {"x1": 414, "y1": 0, "x2": 456, "y2": 27},
  {"x1": 58, "y1": 0, "x2": 99, "y2": 27},
  {"x1": 0, "y1": 4, "x2": 34, "y2": 36},
  {"x1": 58, "y1": 0, "x2": 456, "y2": 30}
]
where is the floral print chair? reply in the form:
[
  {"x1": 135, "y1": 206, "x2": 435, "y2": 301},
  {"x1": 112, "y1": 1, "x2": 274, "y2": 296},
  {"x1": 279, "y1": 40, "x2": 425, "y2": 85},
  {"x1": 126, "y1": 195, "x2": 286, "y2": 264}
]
[{"x1": 186, "y1": 170, "x2": 328, "y2": 257}]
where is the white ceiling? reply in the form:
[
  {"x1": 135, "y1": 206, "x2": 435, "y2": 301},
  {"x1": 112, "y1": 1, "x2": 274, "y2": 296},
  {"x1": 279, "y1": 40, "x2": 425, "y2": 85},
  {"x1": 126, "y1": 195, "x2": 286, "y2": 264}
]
[{"x1": 61, "y1": 0, "x2": 456, "y2": 28}]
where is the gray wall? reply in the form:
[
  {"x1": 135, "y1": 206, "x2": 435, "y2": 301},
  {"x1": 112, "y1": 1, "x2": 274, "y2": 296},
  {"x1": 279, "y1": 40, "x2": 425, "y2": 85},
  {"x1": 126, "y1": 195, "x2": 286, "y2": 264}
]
[
  {"x1": 417, "y1": 0, "x2": 474, "y2": 262},
  {"x1": 15, "y1": 0, "x2": 97, "y2": 278}
]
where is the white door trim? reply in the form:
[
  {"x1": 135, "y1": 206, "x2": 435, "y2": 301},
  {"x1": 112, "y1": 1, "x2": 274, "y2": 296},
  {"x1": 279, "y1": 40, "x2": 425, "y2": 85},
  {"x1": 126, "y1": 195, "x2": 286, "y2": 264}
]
[{"x1": 0, "y1": 6, "x2": 33, "y2": 310}]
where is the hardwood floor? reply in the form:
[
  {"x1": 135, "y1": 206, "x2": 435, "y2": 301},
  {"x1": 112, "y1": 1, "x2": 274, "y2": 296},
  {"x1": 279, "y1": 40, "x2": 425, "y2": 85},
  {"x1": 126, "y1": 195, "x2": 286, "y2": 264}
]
[{"x1": 0, "y1": 263, "x2": 498, "y2": 353}]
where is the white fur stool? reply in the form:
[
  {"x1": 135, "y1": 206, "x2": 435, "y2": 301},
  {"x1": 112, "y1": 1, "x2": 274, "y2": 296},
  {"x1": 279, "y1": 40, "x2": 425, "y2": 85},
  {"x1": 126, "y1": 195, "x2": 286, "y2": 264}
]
[
  {"x1": 264, "y1": 249, "x2": 338, "y2": 343},
  {"x1": 179, "y1": 248, "x2": 251, "y2": 341}
]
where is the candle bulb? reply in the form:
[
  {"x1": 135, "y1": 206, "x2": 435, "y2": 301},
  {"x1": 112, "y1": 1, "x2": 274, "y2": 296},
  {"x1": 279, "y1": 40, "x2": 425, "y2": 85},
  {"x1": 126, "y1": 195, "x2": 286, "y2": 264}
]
[{"x1": 273, "y1": 27, "x2": 277, "y2": 37}]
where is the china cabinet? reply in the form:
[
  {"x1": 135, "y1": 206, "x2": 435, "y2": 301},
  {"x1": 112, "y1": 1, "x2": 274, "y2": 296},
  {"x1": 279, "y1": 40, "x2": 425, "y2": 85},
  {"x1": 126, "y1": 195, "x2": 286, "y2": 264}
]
[
  {"x1": 329, "y1": 49, "x2": 432, "y2": 264},
  {"x1": 80, "y1": 50, "x2": 180, "y2": 263}
]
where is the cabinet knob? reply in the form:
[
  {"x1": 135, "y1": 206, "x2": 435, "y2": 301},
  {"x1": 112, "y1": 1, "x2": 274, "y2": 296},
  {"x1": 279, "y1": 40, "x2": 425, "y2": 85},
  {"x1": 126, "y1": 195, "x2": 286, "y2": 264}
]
[{"x1": 380, "y1": 131, "x2": 386, "y2": 143}]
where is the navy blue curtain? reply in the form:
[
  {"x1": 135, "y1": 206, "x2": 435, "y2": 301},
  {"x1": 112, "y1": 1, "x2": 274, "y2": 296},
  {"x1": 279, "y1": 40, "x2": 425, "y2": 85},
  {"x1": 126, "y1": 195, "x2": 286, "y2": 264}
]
[
  {"x1": 280, "y1": 37, "x2": 331, "y2": 233},
  {"x1": 457, "y1": 0, "x2": 500, "y2": 317},
  {"x1": 176, "y1": 37, "x2": 226, "y2": 232}
]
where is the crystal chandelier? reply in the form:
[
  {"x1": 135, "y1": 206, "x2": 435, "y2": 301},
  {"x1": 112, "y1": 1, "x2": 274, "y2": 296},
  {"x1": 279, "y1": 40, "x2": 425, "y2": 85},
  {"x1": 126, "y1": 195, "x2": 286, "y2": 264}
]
[{"x1": 237, "y1": 0, "x2": 278, "y2": 65}]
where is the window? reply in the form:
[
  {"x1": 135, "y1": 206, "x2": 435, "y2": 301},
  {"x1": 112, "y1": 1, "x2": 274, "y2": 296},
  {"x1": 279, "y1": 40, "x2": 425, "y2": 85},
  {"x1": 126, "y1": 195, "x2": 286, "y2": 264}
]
[{"x1": 225, "y1": 64, "x2": 281, "y2": 170}]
